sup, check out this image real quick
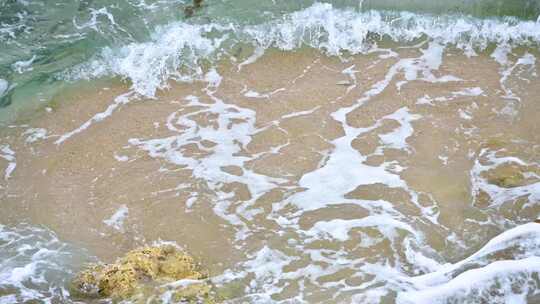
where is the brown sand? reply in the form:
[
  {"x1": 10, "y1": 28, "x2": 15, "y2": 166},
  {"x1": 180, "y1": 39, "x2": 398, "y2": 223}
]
[{"x1": 0, "y1": 47, "x2": 539, "y2": 302}]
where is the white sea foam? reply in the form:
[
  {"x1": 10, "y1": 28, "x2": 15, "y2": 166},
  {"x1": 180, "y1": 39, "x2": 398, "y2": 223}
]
[
  {"x1": 496, "y1": 52, "x2": 536, "y2": 103},
  {"x1": 129, "y1": 72, "x2": 286, "y2": 240},
  {"x1": 65, "y1": 3, "x2": 540, "y2": 99},
  {"x1": 103, "y1": 205, "x2": 129, "y2": 231},
  {"x1": 458, "y1": 109, "x2": 473, "y2": 120},
  {"x1": 0, "y1": 145, "x2": 16, "y2": 180},
  {"x1": 0, "y1": 224, "x2": 91, "y2": 303},
  {"x1": 416, "y1": 87, "x2": 484, "y2": 106},
  {"x1": 0, "y1": 79, "x2": 8, "y2": 97},
  {"x1": 306, "y1": 215, "x2": 416, "y2": 242},
  {"x1": 66, "y1": 22, "x2": 229, "y2": 97},
  {"x1": 397, "y1": 223, "x2": 540, "y2": 304},
  {"x1": 200, "y1": 46, "x2": 460, "y2": 302},
  {"x1": 378, "y1": 107, "x2": 421, "y2": 153},
  {"x1": 53, "y1": 3, "x2": 540, "y2": 150},
  {"x1": 243, "y1": 87, "x2": 285, "y2": 99},
  {"x1": 399, "y1": 257, "x2": 540, "y2": 304},
  {"x1": 454, "y1": 87, "x2": 484, "y2": 97},
  {"x1": 55, "y1": 92, "x2": 133, "y2": 144},
  {"x1": 12, "y1": 55, "x2": 36, "y2": 74},
  {"x1": 238, "y1": 46, "x2": 266, "y2": 70},
  {"x1": 23, "y1": 128, "x2": 48, "y2": 143},
  {"x1": 42, "y1": 4, "x2": 540, "y2": 302},
  {"x1": 282, "y1": 46, "x2": 445, "y2": 224},
  {"x1": 113, "y1": 154, "x2": 129, "y2": 162},
  {"x1": 471, "y1": 148, "x2": 540, "y2": 208},
  {"x1": 242, "y1": 246, "x2": 296, "y2": 295},
  {"x1": 73, "y1": 7, "x2": 124, "y2": 35}
]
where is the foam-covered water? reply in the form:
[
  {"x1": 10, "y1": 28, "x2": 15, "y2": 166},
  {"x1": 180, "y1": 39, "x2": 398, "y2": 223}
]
[
  {"x1": 1, "y1": 1, "x2": 540, "y2": 304},
  {"x1": 398, "y1": 223, "x2": 540, "y2": 304},
  {"x1": 65, "y1": 3, "x2": 540, "y2": 98},
  {"x1": 40, "y1": 3, "x2": 540, "y2": 145},
  {"x1": 0, "y1": 224, "x2": 91, "y2": 304},
  {"x1": 1, "y1": 1, "x2": 540, "y2": 121}
]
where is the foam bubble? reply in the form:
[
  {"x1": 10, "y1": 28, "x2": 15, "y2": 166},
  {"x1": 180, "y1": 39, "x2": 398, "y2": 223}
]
[
  {"x1": 0, "y1": 145, "x2": 16, "y2": 180},
  {"x1": 306, "y1": 215, "x2": 416, "y2": 242},
  {"x1": 103, "y1": 205, "x2": 129, "y2": 231},
  {"x1": 377, "y1": 107, "x2": 422, "y2": 153},
  {"x1": 0, "y1": 79, "x2": 8, "y2": 97},
  {"x1": 12, "y1": 55, "x2": 36, "y2": 74},
  {"x1": 113, "y1": 154, "x2": 129, "y2": 162},
  {"x1": 23, "y1": 128, "x2": 48, "y2": 143}
]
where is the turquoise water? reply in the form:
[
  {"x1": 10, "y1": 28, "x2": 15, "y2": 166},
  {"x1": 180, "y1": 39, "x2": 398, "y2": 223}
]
[{"x1": 1, "y1": 0, "x2": 540, "y2": 122}]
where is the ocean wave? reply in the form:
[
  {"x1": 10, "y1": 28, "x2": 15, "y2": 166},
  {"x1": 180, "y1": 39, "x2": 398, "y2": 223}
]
[
  {"x1": 64, "y1": 3, "x2": 540, "y2": 98},
  {"x1": 396, "y1": 223, "x2": 540, "y2": 304},
  {"x1": 0, "y1": 224, "x2": 91, "y2": 304}
]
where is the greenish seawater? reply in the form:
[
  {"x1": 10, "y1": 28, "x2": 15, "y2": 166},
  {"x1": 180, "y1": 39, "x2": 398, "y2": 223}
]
[{"x1": 0, "y1": 0, "x2": 539, "y2": 122}]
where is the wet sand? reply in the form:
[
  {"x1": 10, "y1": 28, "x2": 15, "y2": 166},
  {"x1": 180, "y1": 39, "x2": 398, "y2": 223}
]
[{"x1": 0, "y1": 47, "x2": 539, "y2": 302}]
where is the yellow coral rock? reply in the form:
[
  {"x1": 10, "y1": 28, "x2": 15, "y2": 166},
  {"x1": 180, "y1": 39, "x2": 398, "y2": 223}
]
[
  {"x1": 73, "y1": 245, "x2": 215, "y2": 303},
  {"x1": 485, "y1": 165, "x2": 526, "y2": 188}
]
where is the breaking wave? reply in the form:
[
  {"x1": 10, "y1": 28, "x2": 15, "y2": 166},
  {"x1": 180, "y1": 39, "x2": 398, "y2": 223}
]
[{"x1": 66, "y1": 3, "x2": 540, "y2": 97}]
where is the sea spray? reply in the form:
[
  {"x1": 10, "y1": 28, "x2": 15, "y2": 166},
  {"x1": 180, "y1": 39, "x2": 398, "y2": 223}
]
[{"x1": 65, "y1": 3, "x2": 540, "y2": 100}]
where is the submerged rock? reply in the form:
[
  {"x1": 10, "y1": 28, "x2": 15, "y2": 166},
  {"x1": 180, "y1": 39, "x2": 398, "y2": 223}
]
[
  {"x1": 184, "y1": 0, "x2": 204, "y2": 18},
  {"x1": 488, "y1": 173, "x2": 524, "y2": 188},
  {"x1": 193, "y1": 0, "x2": 203, "y2": 8},
  {"x1": 485, "y1": 164, "x2": 526, "y2": 188},
  {"x1": 72, "y1": 245, "x2": 216, "y2": 303}
]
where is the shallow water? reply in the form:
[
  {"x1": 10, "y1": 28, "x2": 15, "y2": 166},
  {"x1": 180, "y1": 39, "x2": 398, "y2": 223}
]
[{"x1": 1, "y1": 2, "x2": 540, "y2": 304}]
